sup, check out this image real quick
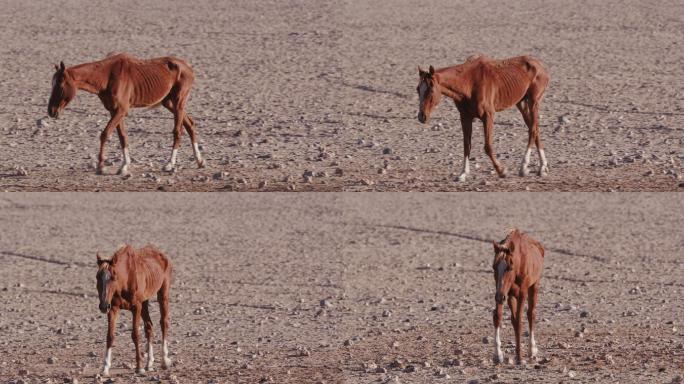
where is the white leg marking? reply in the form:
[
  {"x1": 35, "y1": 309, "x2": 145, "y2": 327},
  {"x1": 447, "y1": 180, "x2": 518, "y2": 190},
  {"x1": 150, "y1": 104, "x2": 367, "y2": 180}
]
[
  {"x1": 118, "y1": 148, "x2": 131, "y2": 176},
  {"x1": 146, "y1": 342, "x2": 154, "y2": 370},
  {"x1": 519, "y1": 147, "x2": 532, "y2": 177},
  {"x1": 538, "y1": 149, "x2": 549, "y2": 176},
  {"x1": 163, "y1": 149, "x2": 178, "y2": 172},
  {"x1": 457, "y1": 158, "x2": 470, "y2": 182},
  {"x1": 494, "y1": 327, "x2": 504, "y2": 363},
  {"x1": 192, "y1": 142, "x2": 205, "y2": 168},
  {"x1": 102, "y1": 347, "x2": 112, "y2": 376},
  {"x1": 162, "y1": 339, "x2": 172, "y2": 369},
  {"x1": 529, "y1": 331, "x2": 538, "y2": 358}
]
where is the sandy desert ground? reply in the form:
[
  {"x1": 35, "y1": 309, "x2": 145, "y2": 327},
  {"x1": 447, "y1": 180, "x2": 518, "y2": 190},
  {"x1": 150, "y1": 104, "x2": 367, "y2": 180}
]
[
  {"x1": 0, "y1": 0, "x2": 682, "y2": 191},
  {"x1": 0, "y1": 193, "x2": 682, "y2": 383}
]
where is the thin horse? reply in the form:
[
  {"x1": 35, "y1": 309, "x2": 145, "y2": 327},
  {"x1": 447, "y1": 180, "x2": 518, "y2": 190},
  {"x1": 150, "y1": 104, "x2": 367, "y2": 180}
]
[
  {"x1": 491, "y1": 229, "x2": 545, "y2": 364},
  {"x1": 96, "y1": 245, "x2": 172, "y2": 375},
  {"x1": 48, "y1": 53, "x2": 205, "y2": 176},
  {"x1": 417, "y1": 55, "x2": 550, "y2": 181}
]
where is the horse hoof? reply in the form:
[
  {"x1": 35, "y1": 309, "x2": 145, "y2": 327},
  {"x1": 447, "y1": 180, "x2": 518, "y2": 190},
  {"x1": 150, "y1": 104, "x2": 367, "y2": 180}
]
[
  {"x1": 96, "y1": 167, "x2": 105, "y2": 175},
  {"x1": 493, "y1": 353, "x2": 504, "y2": 364},
  {"x1": 498, "y1": 169, "x2": 507, "y2": 178},
  {"x1": 519, "y1": 167, "x2": 529, "y2": 177},
  {"x1": 456, "y1": 173, "x2": 467, "y2": 182},
  {"x1": 136, "y1": 368, "x2": 146, "y2": 375},
  {"x1": 197, "y1": 159, "x2": 206, "y2": 169},
  {"x1": 538, "y1": 166, "x2": 549, "y2": 177},
  {"x1": 101, "y1": 369, "x2": 110, "y2": 377},
  {"x1": 117, "y1": 167, "x2": 130, "y2": 177},
  {"x1": 162, "y1": 358, "x2": 173, "y2": 369},
  {"x1": 162, "y1": 163, "x2": 175, "y2": 173}
]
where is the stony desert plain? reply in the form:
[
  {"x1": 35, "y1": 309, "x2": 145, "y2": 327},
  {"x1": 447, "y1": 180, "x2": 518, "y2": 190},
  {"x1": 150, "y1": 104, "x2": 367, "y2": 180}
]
[
  {"x1": 0, "y1": 0, "x2": 682, "y2": 191},
  {"x1": 0, "y1": 194, "x2": 682, "y2": 383}
]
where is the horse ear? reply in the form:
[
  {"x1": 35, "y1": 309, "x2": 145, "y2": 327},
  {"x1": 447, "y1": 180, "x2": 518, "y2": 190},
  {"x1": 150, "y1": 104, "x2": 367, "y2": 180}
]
[
  {"x1": 53, "y1": 63, "x2": 60, "y2": 71},
  {"x1": 59, "y1": 61, "x2": 66, "y2": 72},
  {"x1": 96, "y1": 251, "x2": 102, "y2": 262},
  {"x1": 429, "y1": 65, "x2": 435, "y2": 75},
  {"x1": 492, "y1": 241, "x2": 500, "y2": 252}
]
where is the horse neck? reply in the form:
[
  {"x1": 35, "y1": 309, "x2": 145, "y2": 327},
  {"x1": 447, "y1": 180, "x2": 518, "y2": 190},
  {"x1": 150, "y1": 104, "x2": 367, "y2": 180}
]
[
  {"x1": 68, "y1": 62, "x2": 109, "y2": 94},
  {"x1": 437, "y1": 67, "x2": 472, "y2": 102}
]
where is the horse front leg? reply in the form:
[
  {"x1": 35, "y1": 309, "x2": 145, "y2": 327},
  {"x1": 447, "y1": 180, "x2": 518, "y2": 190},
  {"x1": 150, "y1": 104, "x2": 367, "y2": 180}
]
[
  {"x1": 492, "y1": 303, "x2": 504, "y2": 363},
  {"x1": 514, "y1": 291, "x2": 527, "y2": 364},
  {"x1": 97, "y1": 109, "x2": 127, "y2": 175},
  {"x1": 102, "y1": 307, "x2": 119, "y2": 376},
  {"x1": 158, "y1": 282, "x2": 172, "y2": 369},
  {"x1": 141, "y1": 301, "x2": 155, "y2": 371},
  {"x1": 457, "y1": 114, "x2": 473, "y2": 182},
  {"x1": 132, "y1": 305, "x2": 144, "y2": 374},
  {"x1": 482, "y1": 111, "x2": 506, "y2": 177}
]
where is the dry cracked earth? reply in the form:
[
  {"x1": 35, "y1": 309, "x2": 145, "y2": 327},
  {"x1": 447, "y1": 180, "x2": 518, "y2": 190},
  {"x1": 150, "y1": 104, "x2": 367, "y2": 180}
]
[
  {"x1": 0, "y1": 194, "x2": 682, "y2": 383},
  {"x1": 1, "y1": 0, "x2": 683, "y2": 191}
]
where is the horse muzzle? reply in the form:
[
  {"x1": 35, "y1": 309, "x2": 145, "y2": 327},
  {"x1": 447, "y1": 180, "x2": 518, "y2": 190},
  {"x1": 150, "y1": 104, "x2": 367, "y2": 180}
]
[
  {"x1": 99, "y1": 302, "x2": 111, "y2": 314},
  {"x1": 495, "y1": 292, "x2": 506, "y2": 304}
]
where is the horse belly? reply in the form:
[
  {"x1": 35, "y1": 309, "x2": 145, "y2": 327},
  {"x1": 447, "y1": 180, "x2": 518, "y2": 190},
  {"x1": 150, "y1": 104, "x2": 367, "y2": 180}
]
[
  {"x1": 131, "y1": 67, "x2": 174, "y2": 107},
  {"x1": 132, "y1": 85, "x2": 171, "y2": 108},
  {"x1": 495, "y1": 85, "x2": 527, "y2": 111}
]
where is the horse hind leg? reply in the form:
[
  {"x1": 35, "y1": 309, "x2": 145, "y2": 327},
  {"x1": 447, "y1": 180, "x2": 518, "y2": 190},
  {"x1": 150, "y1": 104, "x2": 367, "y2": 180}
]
[
  {"x1": 142, "y1": 301, "x2": 155, "y2": 371},
  {"x1": 516, "y1": 99, "x2": 534, "y2": 177},
  {"x1": 528, "y1": 77, "x2": 549, "y2": 176},
  {"x1": 183, "y1": 112, "x2": 205, "y2": 168},
  {"x1": 157, "y1": 282, "x2": 172, "y2": 369},
  {"x1": 115, "y1": 120, "x2": 131, "y2": 177}
]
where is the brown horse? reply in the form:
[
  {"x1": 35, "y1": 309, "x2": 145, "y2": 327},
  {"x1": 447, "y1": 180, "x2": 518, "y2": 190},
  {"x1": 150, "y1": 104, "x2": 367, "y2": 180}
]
[
  {"x1": 48, "y1": 53, "x2": 204, "y2": 176},
  {"x1": 96, "y1": 245, "x2": 172, "y2": 375},
  {"x1": 491, "y1": 229, "x2": 545, "y2": 364},
  {"x1": 417, "y1": 55, "x2": 550, "y2": 181}
]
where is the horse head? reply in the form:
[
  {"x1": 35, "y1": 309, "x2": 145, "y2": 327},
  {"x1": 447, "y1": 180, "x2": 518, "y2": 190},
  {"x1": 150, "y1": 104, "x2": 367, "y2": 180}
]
[
  {"x1": 48, "y1": 61, "x2": 76, "y2": 118},
  {"x1": 96, "y1": 251, "x2": 117, "y2": 314},
  {"x1": 492, "y1": 240, "x2": 516, "y2": 304},
  {"x1": 416, "y1": 65, "x2": 442, "y2": 124}
]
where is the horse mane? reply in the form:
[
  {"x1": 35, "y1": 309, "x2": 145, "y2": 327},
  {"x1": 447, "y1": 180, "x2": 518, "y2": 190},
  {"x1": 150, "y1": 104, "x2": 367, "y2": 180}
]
[{"x1": 501, "y1": 229, "x2": 545, "y2": 258}]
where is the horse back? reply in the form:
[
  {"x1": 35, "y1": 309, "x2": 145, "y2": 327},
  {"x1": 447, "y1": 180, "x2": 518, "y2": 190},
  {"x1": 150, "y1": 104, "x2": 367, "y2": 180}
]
[
  {"x1": 109, "y1": 55, "x2": 189, "y2": 107},
  {"x1": 471, "y1": 56, "x2": 545, "y2": 111},
  {"x1": 131, "y1": 245, "x2": 172, "y2": 299}
]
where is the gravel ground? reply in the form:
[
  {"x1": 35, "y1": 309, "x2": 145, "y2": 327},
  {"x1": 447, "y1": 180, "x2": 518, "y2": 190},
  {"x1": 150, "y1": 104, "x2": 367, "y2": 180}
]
[{"x1": 0, "y1": 193, "x2": 682, "y2": 383}]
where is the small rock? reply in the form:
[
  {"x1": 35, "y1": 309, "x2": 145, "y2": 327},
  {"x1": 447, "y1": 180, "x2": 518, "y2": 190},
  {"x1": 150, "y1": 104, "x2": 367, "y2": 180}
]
[
  {"x1": 320, "y1": 299, "x2": 333, "y2": 308},
  {"x1": 482, "y1": 336, "x2": 491, "y2": 344},
  {"x1": 47, "y1": 356, "x2": 57, "y2": 364},
  {"x1": 580, "y1": 310, "x2": 590, "y2": 318},
  {"x1": 403, "y1": 365, "x2": 417, "y2": 373},
  {"x1": 15, "y1": 167, "x2": 28, "y2": 176},
  {"x1": 383, "y1": 147, "x2": 393, "y2": 155},
  {"x1": 36, "y1": 118, "x2": 50, "y2": 128}
]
